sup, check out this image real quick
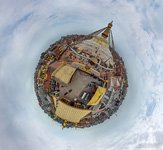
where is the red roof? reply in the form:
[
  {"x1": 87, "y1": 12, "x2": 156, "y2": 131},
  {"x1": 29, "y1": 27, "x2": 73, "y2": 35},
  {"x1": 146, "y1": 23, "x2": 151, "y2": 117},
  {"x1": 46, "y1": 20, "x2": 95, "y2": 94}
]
[
  {"x1": 49, "y1": 61, "x2": 62, "y2": 69},
  {"x1": 110, "y1": 77, "x2": 120, "y2": 90},
  {"x1": 44, "y1": 71, "x2": 51, "y2": 89}
]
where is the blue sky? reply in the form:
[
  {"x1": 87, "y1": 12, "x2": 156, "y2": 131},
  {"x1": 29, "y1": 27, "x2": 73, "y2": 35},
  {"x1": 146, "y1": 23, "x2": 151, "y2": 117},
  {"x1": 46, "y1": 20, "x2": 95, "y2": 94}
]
[{"x1": 0, "y1": 0, "x2": 163, "y2": 149}]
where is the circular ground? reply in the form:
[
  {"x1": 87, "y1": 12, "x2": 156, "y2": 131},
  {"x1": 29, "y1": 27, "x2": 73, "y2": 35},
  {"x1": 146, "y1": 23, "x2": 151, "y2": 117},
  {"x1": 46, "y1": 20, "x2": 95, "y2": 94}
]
[{"x1": 34, "y1": 31, "x2": 128, "y2": 128}]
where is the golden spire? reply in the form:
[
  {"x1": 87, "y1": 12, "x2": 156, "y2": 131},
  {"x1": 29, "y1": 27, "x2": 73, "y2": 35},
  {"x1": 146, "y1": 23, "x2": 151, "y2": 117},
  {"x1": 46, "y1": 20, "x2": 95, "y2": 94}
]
[
  {"x1": 62, "y1": 120, "x2": 68, "y2": 129},
  {"x1": 102, "y1": 21, "x2": 113, "y2": 38}
]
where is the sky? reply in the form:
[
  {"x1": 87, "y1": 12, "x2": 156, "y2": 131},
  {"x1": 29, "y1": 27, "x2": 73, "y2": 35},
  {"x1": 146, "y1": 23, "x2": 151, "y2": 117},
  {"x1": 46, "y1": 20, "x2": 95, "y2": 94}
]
[{"x1": 0, "y1": 0, "x2": 163, "y2": 150}]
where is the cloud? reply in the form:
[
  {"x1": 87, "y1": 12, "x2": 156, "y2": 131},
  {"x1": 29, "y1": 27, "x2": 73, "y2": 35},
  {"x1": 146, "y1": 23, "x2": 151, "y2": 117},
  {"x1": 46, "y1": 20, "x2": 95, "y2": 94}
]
[{"x1": 0, "y1": 0, "x2": 163, "y2": 150}]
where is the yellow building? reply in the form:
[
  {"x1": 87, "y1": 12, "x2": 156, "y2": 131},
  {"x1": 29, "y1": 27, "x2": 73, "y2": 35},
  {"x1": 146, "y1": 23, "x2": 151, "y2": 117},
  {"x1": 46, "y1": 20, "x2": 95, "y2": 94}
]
[
  {"x1": 52, "y1": 64, "x2": 76, "y2": 85},
  {"x1": 55, "y1": 100, "x2": 91, "y2": 123},
  {"x1": 88, "y1": 86, "x2": 106, "y2": 106}
]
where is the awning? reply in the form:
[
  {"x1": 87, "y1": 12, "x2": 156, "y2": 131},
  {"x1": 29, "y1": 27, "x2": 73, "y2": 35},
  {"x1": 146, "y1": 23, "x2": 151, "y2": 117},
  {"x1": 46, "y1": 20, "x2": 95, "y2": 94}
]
[
  {"x1": 52, "y1": 64, "x2": 76, "y2": 85},
  {"x1": 56, "y1": 100, "x2": 91, "y2": 123},
  {"x1": 88, "y1": 86, "x2": 106, "y2": 106},
  {"x1": 90, "y1": 56, "x2": 98, "y2": 64},
  {"x1": 71, "y1": 62, "x2": 100, "y2": 77},
  {"x1": 51, "y1": 95, "x2": 57, "y2": 108}
]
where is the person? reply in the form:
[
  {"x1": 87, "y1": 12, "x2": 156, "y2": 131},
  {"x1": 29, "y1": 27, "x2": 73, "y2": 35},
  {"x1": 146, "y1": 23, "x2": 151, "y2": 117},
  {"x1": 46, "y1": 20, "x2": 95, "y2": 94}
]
[
  {"x1": 68, "y1": 89, "x2": 72, "y2": 93},
  {"x1": 64, "y1": 92, "x2": 68, "y2": 96}
]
